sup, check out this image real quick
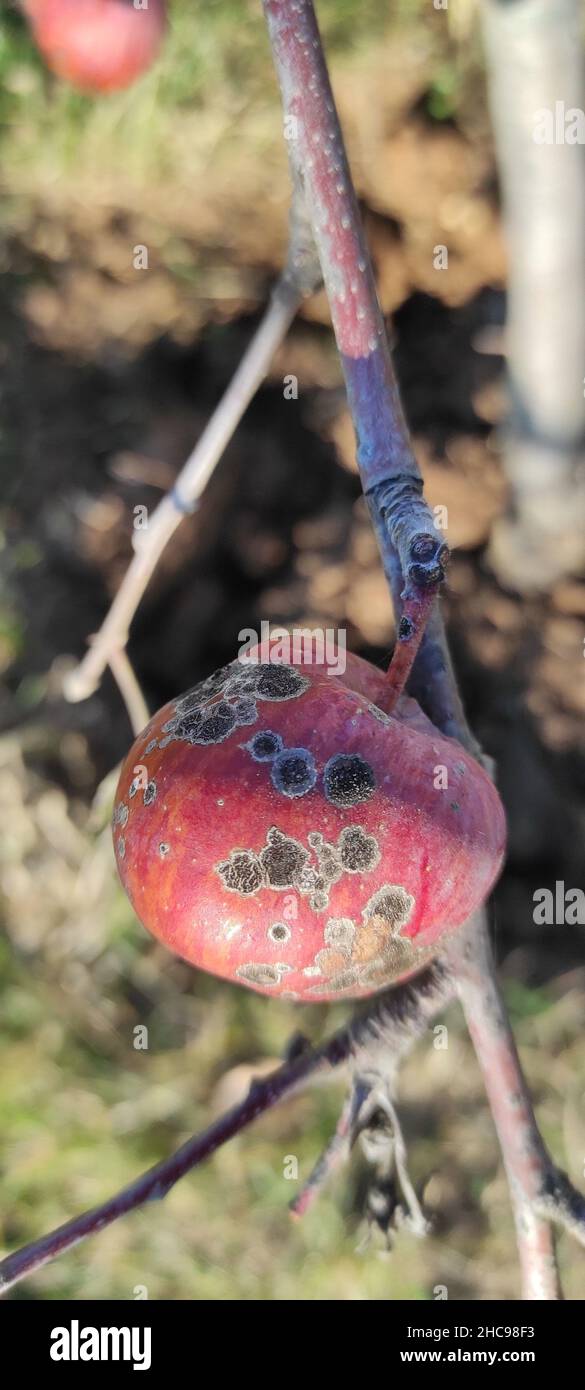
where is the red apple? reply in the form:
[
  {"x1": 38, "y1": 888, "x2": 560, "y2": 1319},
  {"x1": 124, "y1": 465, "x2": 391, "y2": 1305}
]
[
  {"x1": 113, "y1": 645, "x2": 506, "y2": 1002},
  {"x1": 23, "y1": 0, "x2": 167, "y2": 93}
]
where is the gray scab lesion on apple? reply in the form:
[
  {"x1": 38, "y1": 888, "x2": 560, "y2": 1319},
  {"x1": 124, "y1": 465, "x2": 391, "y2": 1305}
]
[
  {"x1": 307, "y1": 884, "x2": 423, "y2": 994},
  {"x1": 235, "y1": 962, "x2": 293, "y2": 988}
]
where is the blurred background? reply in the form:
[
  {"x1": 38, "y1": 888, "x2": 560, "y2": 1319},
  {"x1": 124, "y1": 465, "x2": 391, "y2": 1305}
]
[{"x1": 0, "y1": 0, "x2": 584, "y2": 1300}]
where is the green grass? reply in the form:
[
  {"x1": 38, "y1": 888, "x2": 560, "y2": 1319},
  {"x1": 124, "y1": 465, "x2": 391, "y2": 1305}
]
[
  {"x1": 2, "y1": 858, "x2": 582, "y2": 1300},
  {"x1": 0, "y1": 882, "x2": 425, "y2": 1301},
  {"x1": 0, "y1": 0, "x2": 396, "y2": 198}
]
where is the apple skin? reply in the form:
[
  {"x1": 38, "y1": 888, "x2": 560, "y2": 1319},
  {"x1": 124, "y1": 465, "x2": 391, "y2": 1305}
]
[
  {"x1": 23, "y1": 0, "x2": 167, "y2": 93},
  {"x1": 113, "y1": 649, "x2": 506, "y2": 1002}
]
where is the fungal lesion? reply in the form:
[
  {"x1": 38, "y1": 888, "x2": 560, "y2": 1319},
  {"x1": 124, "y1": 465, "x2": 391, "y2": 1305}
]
[
  {"x1": 114, "y1": 803, "x2": 129, "y2": 828},
  {"x1": 243, "y1": 731, "x2": 317, "y2": 800},
  {"x1": 308, "y1": 831, "x2": 343, "y2": 884},
  {"x1": 305, "y1": 916, "x2": 355, "y2": 982},
  {"x1": 163, "y1": 700, "x2": 238, "y2": 747},
  {"x1": 243, "y1": 730, "x2": 284, "y2": 762},
  {"x1": 175, "y1": 665, "x2": 232, "y2": 712},
  {"x1": 260, "y1": 828, "x2": 310, "y2": 889},
  {"x1": 303, "y1": 825, "x2": 380, "y2": 911},
  {"x1": 252, "y1": 662, "x2": 309, "y2": 702},
  {"x1": 160, "y1": 660, "x2": 309, "y2": 750},
  {"x1": 268, "y1": 921, "x2": 291, "y2": 944},
  {"x1": 217, "y1": 848, "x2": 265, "y2": 896},
  {"x1": 308, "y1": 884, "x2": 427, "y2": 994},
  {"x1": 323, "y1": 752, "x2": 377, "y2": 807},
  {"x1": 216, "y1": 823, "x2": 381, "y2": 912},
  {"x1": 231, "y1": 695, "x2": 258, "y2": 725},
  {"x1": 242, "y1": 734, "x2": 377, "y2": 817},
  {"x1": 235, "y1": 961, "x2": 292, "y2": 988},
  {"x1": 338, "y1": 825, "x2": 380, "y2": 873},
  {"x1": 161, "y1": 668, "x2": 247, "y2": 746},
  {"x1": 216, "y1": 830, "x2": 311, "y2": 898},
  {"x1": 270, "y1": 747, "x2": 317, "y2": 799},
  {"x1": 195, "y1": 702, "x2": 239, "y2": 744}
]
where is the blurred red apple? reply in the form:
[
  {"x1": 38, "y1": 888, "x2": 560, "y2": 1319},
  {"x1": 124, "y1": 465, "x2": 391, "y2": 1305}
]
[{"x1": 23, "y1": 0, "x2": 167, "y2": 93}]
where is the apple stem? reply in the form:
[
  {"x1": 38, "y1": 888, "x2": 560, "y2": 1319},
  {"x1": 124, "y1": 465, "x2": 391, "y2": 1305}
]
[{"x1": 380, "y1": 585, "x2": 439, "y2": 715}]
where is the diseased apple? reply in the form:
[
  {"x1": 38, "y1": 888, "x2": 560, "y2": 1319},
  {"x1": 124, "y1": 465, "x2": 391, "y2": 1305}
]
[{"x1": 113, "y1": 646, "x2": 506, "y2": 1002}]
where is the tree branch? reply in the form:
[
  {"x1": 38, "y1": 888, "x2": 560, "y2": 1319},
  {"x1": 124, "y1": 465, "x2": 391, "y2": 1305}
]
[
  {"x1": 289, "y1": 1090, "x2": 354, "y2": 1218},
  {"x1": 63, "y1": 211, "x2": 321, "y2": 707},
  {"x1": 446, "y1": 916, "x2": 585, "y2": 1299},
  {"x1": 107, "y1": 647, "x2": 150, "y2": 736},
  {"x1": 0, "y1": 967, "x2": 451, "y2": 1296},
  {"x1": 264, "y1": 0, "x2": 585, "y2": 1299},
  {"x1": 263, "y1": 0, "x2": 448, "y2": 714}
]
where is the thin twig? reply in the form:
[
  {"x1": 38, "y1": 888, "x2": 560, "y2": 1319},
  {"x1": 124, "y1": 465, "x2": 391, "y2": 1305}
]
[
  {"x1": 290, "y1": 959, "x2": 452, "y2": 1220},
  {"x1": 107, "y1": 647, "x2": 150, "y2": 737},
  {"x1": 379, "y1": 585, "x2": 439, "y2": 715},
  {"x1": 0, "y1": 1032, "x2": 340, "y2": 1297},
  {"x1": 356, "y1": 1078, "x2": 430, "y2": 1242},
  {"x1": 446, "y1": 916, "x2": 585, "y2": 1298},
  {"x1": 289, "y1": 1090, "x2": 355, "y2": 1218}
]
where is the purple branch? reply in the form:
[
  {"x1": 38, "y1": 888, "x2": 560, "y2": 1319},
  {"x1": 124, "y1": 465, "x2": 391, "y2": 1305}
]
[
  {"x1": 289, "y1": 1091, "x2": 354, "y2": 1218},
  {"x1": 0, "y1": 968, "x2": 450, "y2": 1296},
  {"x1": 3, "y1": 0, "x2": 584, "y2": 1305},
  {"x1": 0, "y1": 1024, "x2": 348, "y2": 1295},
  {"x1": 263, "y1": 2, "x2": 447, "y2": 627}
]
